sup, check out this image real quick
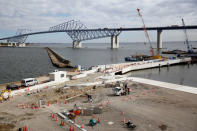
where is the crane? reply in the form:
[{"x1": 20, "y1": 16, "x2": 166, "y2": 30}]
[
  {"x1": 182, "y1": 18, "x2": 193, "y2": 53},
  {"x1": 137, "y1": 8, "x2": 162, "y2": 59}
]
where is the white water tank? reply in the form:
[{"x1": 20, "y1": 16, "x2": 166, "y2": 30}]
[{"x1": 77, "y1": 65, "x2": 81, "y2": 71}]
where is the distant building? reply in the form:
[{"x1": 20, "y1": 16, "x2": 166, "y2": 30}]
[{"x1": 0, "y1": 42, "x2": 26, "y2": 47}]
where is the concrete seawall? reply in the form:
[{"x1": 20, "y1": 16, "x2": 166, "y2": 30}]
[{"x1": 45, "y1": 47, "x2": 73, "y2": 68}]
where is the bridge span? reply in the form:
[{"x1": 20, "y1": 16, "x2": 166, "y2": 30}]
[{"x1": 0, "y1": 20, "x2": 197, "y2": 51}]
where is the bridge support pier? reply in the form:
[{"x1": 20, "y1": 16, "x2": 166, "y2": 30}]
[
  {"x1": 111, "y1": 35, "x2": 119, "y2": 49},
  {"x1": 157, "y1": 30, "x2": 162, "y2": 55},
  {"x1": 73, "y1": 41, "x2": 82, "y2": 48}
]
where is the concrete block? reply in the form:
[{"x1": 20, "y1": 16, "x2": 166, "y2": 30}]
[{"x1": 81, "y1": 108, "x2": 93, "y2": 116}]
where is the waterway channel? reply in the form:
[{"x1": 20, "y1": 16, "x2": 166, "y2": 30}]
[{"x1": 0, "y1": 42, "x2": 196, "y2": 87}]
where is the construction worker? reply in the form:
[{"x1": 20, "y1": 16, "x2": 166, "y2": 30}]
[
  {"x1": 127, "y1": 88, "x2": 131, "y2": 95},
  {"x1": 124, "y1": 83, "x2": 128, "y2": 95}
]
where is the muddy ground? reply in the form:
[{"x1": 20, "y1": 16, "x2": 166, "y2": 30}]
[{"x1": 0, "y1": 81, "x2": 197, "y2": 131}]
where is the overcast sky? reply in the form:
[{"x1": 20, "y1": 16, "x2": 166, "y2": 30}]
[{"x1": 0, "y1": 0, "x2": 196, "y2": 43}]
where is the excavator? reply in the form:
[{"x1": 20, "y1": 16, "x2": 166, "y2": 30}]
[
  {"x1": 137, "y1": 8, "x2": 162, "y2": 59},
  {"x1": 0, "y1": 89, "x2": 11, "y2": 102}
]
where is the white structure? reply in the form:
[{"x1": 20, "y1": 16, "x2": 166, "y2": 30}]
[
  {"x1": 49, "y1": 70, "x2": 67, "y2": 81},
  {"x1": 111, "y1": 35, "x2": 119, "y2": 49}
]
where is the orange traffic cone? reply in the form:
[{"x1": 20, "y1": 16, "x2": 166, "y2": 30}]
[
  {"x1": 122, "y1": 117, "x2": 126, "y2": 124},
  {"x1": 97, "y1": 117, "x2": 100, "y2": 123},
  {"x1": 100, "y1": 103, "x2": 103, "y2": 107},
  {"x1": 129, "y1": 96, "x2": 132, "y2": 100},
  {"x1": 48, "y1": 102, "x2": 50, "y2": 106},
  {"x1": 69, "y1": 125, "x2": 72, "y2": 131},
  {"x1": 122, "y1": 97, "x2": 126, "y2": 101},
  {"x1": 107, "y1": 100, "x2": 110, "y2": 105},
  {"x1": 81, "y1": 124, "x2": 84, "y2": 128},
  {"x1": 60, "y1": 120, "x2": 62, "y2": 126},
  {"x1": 25, "y1": 125, "x2": 28, "y2": 131},
  {"x1": 64, "y1": 100, "x2": 67, "y2": 104},
  {"x1": 72, "y1": 126, "x2": 75, "y2": 131}
]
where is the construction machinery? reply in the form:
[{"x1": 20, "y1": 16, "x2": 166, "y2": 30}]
[
  {"x1": 137, "y1": 8, "x2": 162, "y2": 59},
  {"x1": 0, "y1": 89, "x2": 11, "y2": 102},
  {"x1": 182, "y1": 18, "x2": 193, "y2": 54}
]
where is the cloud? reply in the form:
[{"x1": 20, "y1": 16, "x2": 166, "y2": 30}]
[{"x1": 0, "y1": 0, "x2": 196, "y2": 41}]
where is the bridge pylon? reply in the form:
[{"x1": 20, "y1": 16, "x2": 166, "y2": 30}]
[
  {"x1": 157, "y1": 29, "x2": 162, "y2": 55},
  {"x1": 73, "y1": 41, "x2": 82, "y2": 48},
  {"x1": 111, "y1": 35, "x2": 119, "y2": 49}
]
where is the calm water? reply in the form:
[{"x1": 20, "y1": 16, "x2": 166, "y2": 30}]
[{"x1": 0, "y1": 41, "x2": 196, "y2": 87}]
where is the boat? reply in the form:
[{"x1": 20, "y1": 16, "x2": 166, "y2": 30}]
[
  {"x1": 162, "y1": 49, "x2": 187, "y2": 54},
  {"x1": 125, "y1": 55, "x2": 151, "y2": 62}
]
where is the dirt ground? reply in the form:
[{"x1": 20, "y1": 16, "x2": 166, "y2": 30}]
[{"x1": 0, "y1": 81, "x2": 197, "y2": 131}]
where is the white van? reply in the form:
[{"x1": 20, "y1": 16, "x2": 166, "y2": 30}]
[{"x1": 21, "y1": 78, "x2": 38, "y2": 87}]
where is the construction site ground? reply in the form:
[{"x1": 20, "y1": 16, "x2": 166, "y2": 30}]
[{"x1": 0, "y1": 80, "x2": 197, "y2": 131}]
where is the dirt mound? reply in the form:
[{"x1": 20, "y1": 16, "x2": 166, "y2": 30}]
[{"x1": 0, "y1": 123, "x2": 15, "y2": 131}]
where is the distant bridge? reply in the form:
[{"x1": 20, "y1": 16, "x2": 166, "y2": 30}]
[{"x1": 0, "y1": 20, "x2": 197, "y2": 50}]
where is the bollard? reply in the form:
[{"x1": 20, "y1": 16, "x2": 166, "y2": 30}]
[
  {"x1": 121, "y1": 112, "x2": 124, "y2": 116},
  {"x1": 100, "y1": 103, "x2": 103, "y2": 107},
  {"x1": 72, "y1": 126, "x2": 75, "y2": 131},
  {"x1": 81, "y1": 124, "x2": 84, "y2": 128},
  {"x1": 56, "y1": 116, "x2": 58, "y2": 122}
]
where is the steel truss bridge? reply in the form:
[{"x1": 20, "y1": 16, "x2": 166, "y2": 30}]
[{"x1": 0, "y1": 20, "x2": 197, "y2": 49}]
